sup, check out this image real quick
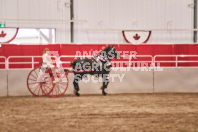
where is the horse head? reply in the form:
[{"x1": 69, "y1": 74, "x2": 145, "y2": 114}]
[{"x1": 100, "y1": 45, "x2": 120, "y2": 60}]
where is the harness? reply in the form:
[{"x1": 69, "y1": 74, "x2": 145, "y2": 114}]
[
  {"x1": 73, "y1": 47, "x2": 113, "y2": 73},
  {"x1": 92, "y1": 48, "x2": 112, "y2": 66}
]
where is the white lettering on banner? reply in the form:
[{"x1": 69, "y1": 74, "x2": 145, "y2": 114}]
[
  {"x1": 37, "y1": 50, "x2": 164, "y2": 83},
  {"x1": 81, "y1": 74, "x2": 125, "y2": 83}
]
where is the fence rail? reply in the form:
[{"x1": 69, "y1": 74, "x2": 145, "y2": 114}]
[
  {"x1": 7, "y1": 56, "x2": 43, "y2": 69},
  {"x1": 154, "y1": 55, "x2": 198, "y2": 67},
  {"x1": 0, "y1": 56, "x2": 6, "y2": 69},
  {"x1": 1, "y1": 55, "x2": 198, "y2": 69},
  {"x1": 59, "y1": 55, "x2": 153, "y2": 68}
]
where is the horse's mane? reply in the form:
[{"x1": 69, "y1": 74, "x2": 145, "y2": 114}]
[
  {"x1": 71, "y1": 45, "x2": 115, "y2": 66},
  {"x1": 100, "y1": 46, "x2": 113, "y2": 55}
]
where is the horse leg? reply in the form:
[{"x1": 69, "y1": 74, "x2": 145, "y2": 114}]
[
  {"x1": 73, "y1": 74, "x2": 82, "y2": 96},
  {"x1": 101, "y1": 77, "x2": 109, "y2": 96},
  {"x1": 73, "y1": 81, "x2": 80, "y2": 96}
]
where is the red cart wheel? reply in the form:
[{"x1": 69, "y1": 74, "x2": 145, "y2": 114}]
[
  {"x1": 46, "y1": 68, "x2": 69, "y2": 98},
  {"x1": 27, "y1": 67, "x2": 54, "y2": 97}
]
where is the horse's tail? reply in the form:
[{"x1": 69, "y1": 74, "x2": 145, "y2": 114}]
[
  {"x1": 70, "y1": 61, "x2": 76, "y2": 66},
  {"x1": 71, "y1": 59, "x2": 79, "y2": 66},
  {"x1": 64, "y1": 69, "x2": 70, "y2": 72}
]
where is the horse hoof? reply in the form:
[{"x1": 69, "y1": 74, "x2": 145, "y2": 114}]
[
  {"x1": 76, "y1": 93, "x2": 80, "y2": 96},
  {"x1": 103, "y1": 93, "x2": 108, "y2": 96},
  {"x1": 102, "y1": 91, "x2": 108, "y2": 96},
  {"x1": 73, "y1": 90, "x2": 80, "y2": 97}
]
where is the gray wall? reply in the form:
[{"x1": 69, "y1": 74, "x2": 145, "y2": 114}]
[
  {"x1": 0, "y1": 0, "x2": 194, "y2": 43},
  {"x1": 0, "y1": 68, "x2": 198, "y2": 97}
]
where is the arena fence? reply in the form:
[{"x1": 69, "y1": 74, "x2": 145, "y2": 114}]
[
  {"x1": 1, "y1": 55, "x2": 154, "y2": 69},
  {"x1": 154, "y1": 55, "x2": 198, "y2": 67},
  {"x1": 1, "y1": 54, "x2": 198, "y2": 69},
  {"x1": 0, "y1": 56, "x2": 6, "y2": 69},
  {"x1": 0, "y1": 55, "x2": 198, "y2": 96}
]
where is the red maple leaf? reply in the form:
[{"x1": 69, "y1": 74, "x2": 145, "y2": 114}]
[
  {"x1": 0, "y1": 31, "x2": 6, "y2": 37},
  {"x1": 133, "y1": 33, "x2": 140, "y2": 40}
]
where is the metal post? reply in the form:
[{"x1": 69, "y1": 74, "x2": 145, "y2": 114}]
[
  {"x1": 194, "y1": 0, "x2": 197, "y2": 42},
  {"x1": 153, "y1": 69, "x2": 155, "y2": 93},
  {"x1": 32, "y1": 57, "x2": 34, "y2": 69},
  {"x1": 152, "y1": 57, "x2": 155, "y2": 93},
  {"x1": 70, "y1": 0, "x2": 74, "y2": 43},
  {"x1": 6, "y1": 69, "x2": 8, "y2": 96},
  {"x1": 176, "y1": 56, "x2": 178, "y2": 67},
  {"x1": 6, "y1": 58, "x2": 9, "y2": 69}
]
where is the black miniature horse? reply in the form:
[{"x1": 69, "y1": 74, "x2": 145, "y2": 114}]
[{"x1": 71, "y1": 46, "x2": 120, "y2": 96}]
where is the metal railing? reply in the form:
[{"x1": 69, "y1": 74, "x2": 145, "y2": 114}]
[
  {"x1": 59, "y1": 55, "x2": 153, "y2": 68},
  {"x1": 7, "y1": 56, "x2": 43, "y2": 69},
  {"x1": 154, "y1": 55, "x2": 198, "y2": 67},
  {"x1": 7, "y1": 56, "x2": 59, "y2": 69},
  {"x1": 1, "y1": 54, "x2": 198, "y2": 69},
  {"x1": 0, "y1": 56, "x2": 6, "y2": 69}
]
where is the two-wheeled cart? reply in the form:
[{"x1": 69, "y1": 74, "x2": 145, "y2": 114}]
[{"x1": 27, "y1": 63, "x2": 72, "y2": 98}]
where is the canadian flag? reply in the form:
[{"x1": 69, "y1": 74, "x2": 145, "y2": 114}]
[
  {"x1": 0, "y1": 31, "x2": 6, "y2": 37},
  {"x1": 122, "y1": 30, "x2": 151, "y2": 44},
  {"x1": 0, "y1": 28, "x2": 18, "y2": 43}
]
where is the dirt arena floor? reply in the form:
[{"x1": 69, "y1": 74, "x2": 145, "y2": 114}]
[{"x1": 0, "y1": 93, "x2": 198, "y2": 132}]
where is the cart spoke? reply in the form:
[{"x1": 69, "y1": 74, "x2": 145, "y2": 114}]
[
  {"x1": 33, "y1": 84, "x2": 40, "y2": 93},
  {"x1": 30, "y1": 74, "x2": 37, "y2": 79},
  {"x1": 29, "y1": 82, "x2": 39, "y2": 84},
  {"x1": 28, "y1": 78, "x2": 37, "y2": 81},
  {"x1": 34, "y1": 69, "x2": 38, "y2": 77}
]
